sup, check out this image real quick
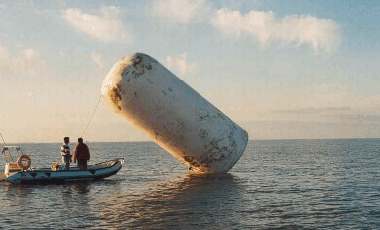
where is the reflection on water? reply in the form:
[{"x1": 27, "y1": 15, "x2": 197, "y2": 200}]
[
  {"x1": 98, "y1": 174, "x2": 244, "y2": 229},
  {"x1": 1, "y1": 174, "x2": 246, "y2": 229},
  {"x1": 0, "y1": 140, "x2": 379, "y2": 229}
]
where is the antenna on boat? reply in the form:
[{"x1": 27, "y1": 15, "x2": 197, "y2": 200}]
[
  {"x1": 0, "y1": 132, "x2": 7, "y2": 148},
  {"x1": 0, "y1": 132, "x2": 13, "y2": 162},
  {"x1": 80, "y1": 95, "x2": 104, "y2": 138}
]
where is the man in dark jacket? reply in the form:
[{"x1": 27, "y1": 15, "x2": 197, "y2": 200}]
[{"x1": 73, "y1": 137, "x2": 90, "y2": 170}]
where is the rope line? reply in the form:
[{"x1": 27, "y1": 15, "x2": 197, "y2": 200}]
[
  {"x1": 0, "y1": 132, "x2": 6, "y2": 147},
  {"x1": 80, "y1": 95, "x2": 103, "y2": 138}
]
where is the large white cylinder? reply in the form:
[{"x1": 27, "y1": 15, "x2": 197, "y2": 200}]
[{"x1": 102, "y1": 53, "x2": 248, "y2": 174}]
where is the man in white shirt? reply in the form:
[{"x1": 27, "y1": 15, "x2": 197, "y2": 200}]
[{"x1": 60, "y1": 136, "x2": 72, "y2": 170}]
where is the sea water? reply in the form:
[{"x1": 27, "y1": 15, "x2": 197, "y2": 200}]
[{"x1": 0, "y1": 139, "x2": 379, "y2": 229}]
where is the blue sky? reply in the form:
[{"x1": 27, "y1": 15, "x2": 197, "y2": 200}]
[{"x1": 0, "y1": 0, "x2": 379, "y2": 142}]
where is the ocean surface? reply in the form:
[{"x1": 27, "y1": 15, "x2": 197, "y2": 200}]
[{"x1": 0, "y1": 139, "x2": 379, "y2": 229}]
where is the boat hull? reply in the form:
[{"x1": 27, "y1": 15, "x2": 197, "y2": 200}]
[{"x1": 5, "y1": 159, "x2": 123, "y2": 184}]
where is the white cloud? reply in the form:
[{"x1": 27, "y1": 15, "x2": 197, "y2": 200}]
[
  {"x1": 90, "y1": 51, "x2": 105, "y2": 70},
  {"x1": 0, "y1": 45, "x2": 10, "y2": 73},
  {"x1": 165, "y1": 53, "x2": 195, "y2": 76},
  {"x1": 211, "y1": 8, "x2": 340, "y2": 52},
  {"x1": 152, "y1": 0, "x2": 208, "y2": 24},
  {"x1": 14, "y1": 49, "x2": 45, "y2": 73},
  {"x1": 0, "y1": 44, "x2": 46, "y2": 77},
  {"x1": 63, "y1": 6, "x2": 130, "y2": 42}
]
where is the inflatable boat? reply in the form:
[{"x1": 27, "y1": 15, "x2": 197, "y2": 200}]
[{"x1": 2, "y1": 146, "x2": 124, "y2": 184}]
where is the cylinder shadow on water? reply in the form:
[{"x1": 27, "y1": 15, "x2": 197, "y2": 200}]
[{"x1": 97, "y1": 173, "x2": 246, "y2": 229}]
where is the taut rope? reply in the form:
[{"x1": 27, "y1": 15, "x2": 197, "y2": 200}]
[{"x1": 80, "y1": 95, "x2": 103, "y2": 138}]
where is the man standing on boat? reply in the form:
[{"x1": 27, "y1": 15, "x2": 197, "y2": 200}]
[
  {"x1": 73, "y1": 137, "x2": 90, "y2": 170},
  {"x1": 60, "y1": 137, "x2": 72, "y2": 170}
]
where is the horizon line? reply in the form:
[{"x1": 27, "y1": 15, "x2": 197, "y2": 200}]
[{"x1": 4, "y1": 137, "x2": 380, "y2": 145}]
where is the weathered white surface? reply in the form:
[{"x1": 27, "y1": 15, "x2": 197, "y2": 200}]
[{"x1": 102, "y1": 53, "x2": 248, "y2": 174}]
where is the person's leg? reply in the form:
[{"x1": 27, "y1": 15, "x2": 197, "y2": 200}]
[
  {"x1": 62, "y1": 156, "x2": 67, "y2": 170},
  {"x1": 78, "y1": 160, "x2": 86, "y2": 170},
  {"x1": 64, "y1": 156, "x2": 70, "y2": 170},
  {"x1": 83, "y1": 160, "x2": 88, "y2": 170}
]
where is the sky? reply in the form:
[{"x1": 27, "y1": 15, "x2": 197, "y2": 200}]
[{"x1": 0, "y1": 0, "x2": 380, "y2": 143}]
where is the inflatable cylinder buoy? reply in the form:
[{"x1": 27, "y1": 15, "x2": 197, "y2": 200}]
[{"x1": 102, "y1": 53, "x2": 248, "y2": 174}]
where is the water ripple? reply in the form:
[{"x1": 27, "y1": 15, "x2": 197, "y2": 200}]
[{"x1": 0, "y1": 139, "x2": 379, "y2": 229}]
